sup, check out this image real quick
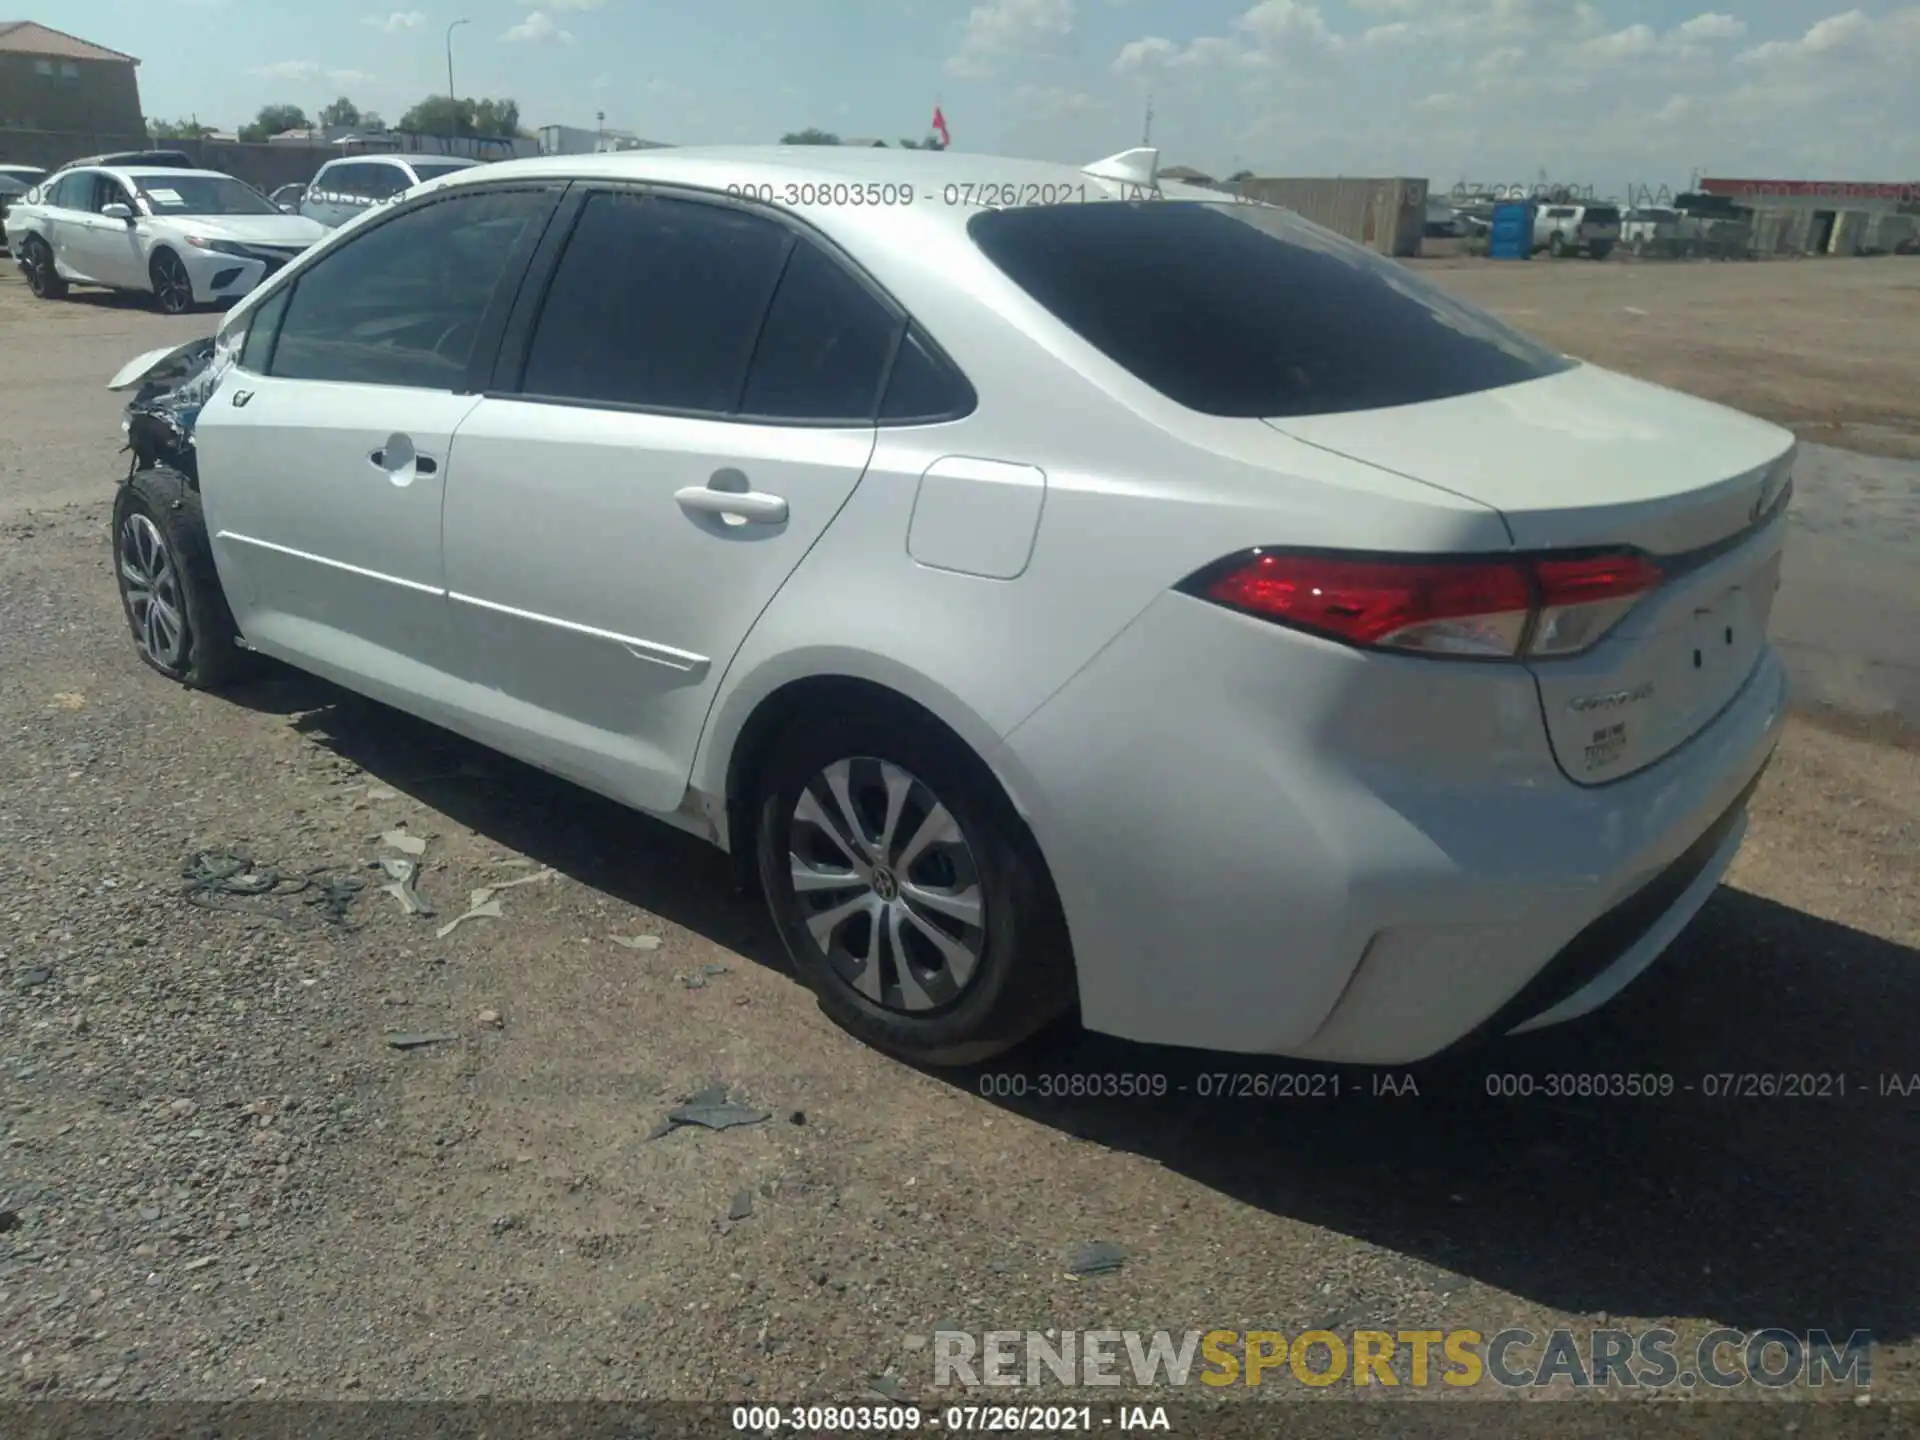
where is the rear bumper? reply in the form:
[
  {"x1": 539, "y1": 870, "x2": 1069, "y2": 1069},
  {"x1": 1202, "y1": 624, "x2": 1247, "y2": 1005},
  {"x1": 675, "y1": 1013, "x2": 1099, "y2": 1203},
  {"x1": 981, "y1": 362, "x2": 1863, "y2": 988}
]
[{"x1": 1004, "y1": 591, "x2": 1787, "y2": 1063}]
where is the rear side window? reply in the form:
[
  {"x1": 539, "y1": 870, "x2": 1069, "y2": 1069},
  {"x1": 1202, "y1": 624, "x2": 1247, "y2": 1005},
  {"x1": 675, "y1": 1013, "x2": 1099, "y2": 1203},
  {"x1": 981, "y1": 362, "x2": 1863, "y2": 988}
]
[
  {"x1": 519, "y1": 192, "x2": 792, "y2": 412},
  {"x1": 880, "y1": 324, "x2": 975, "y2": 422},
  {"x1": 738, "y1": 239, "x2": 900, "y2": 422},
  {"x1": 969, "y1": 202, "x2": 1572, "y2": 418},
  {"x1": 270, "y1": 187, "x2": 552, "y2": 389}
]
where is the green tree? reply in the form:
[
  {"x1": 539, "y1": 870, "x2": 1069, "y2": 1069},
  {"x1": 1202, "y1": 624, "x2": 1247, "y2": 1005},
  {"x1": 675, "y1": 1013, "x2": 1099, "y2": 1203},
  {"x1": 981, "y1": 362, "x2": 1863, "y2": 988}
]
[
  {"x1": 779, "y1": 128, "x2": 840, "y2": 145},
  {"x1": 1228, "y1": 168, "x2": 1255, "y2": 182},
  {"x1": 318, "y1": 96, "x2": 362, "y2": 130},
  {"x1": 396, "y1": 95, "x2": 523, "y2": 138},
  {"x1": 238, "y1": 104, "x2": 309, "y2": 143},
  {"x1": 898, "y1": 135, "x2": 944, "y2": 150},
  {"x1": 147, "y1": 117, "x2": 211, "y2": 140}
]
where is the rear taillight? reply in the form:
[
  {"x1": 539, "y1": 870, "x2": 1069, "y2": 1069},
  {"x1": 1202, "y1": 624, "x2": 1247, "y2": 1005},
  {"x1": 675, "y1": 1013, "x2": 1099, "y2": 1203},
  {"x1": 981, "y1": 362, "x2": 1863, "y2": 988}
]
[{"x1": 1183, "y1": 548, "x2": 1664, "y2": 660}]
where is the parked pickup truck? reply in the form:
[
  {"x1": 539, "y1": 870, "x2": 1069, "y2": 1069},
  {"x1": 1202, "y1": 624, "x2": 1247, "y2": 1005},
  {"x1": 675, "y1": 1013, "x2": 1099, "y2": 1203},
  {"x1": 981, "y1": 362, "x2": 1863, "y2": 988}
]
[
  {"x1": 1621, "y1": 206, "x2": 1700, "y2": 258},
  {"x1": 1533, "y1": 202, "x2": 1620, "y2": 258}
]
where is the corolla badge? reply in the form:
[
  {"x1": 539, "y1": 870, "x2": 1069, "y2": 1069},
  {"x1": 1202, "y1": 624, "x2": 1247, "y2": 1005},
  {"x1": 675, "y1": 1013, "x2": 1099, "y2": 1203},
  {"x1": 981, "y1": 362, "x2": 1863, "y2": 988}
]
[{"x1": 1569, "y1": 681, "x2": 1654, "y2": 713}]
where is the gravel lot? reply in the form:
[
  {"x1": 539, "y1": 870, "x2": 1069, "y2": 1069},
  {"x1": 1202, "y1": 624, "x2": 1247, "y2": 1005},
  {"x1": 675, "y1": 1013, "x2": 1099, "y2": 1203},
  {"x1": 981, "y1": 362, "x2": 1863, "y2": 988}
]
[{"x1": 2, "y1": 263, "x2": 1917, "y2": 1416}]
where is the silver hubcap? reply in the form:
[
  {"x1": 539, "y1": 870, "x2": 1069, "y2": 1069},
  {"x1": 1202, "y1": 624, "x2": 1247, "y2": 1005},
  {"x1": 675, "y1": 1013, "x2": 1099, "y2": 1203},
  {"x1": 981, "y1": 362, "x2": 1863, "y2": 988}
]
[
  {"x1": 788, "y1": 757, "x2": 986, "y2": 1013},
  {"x1": 119, "y1": 512, "x2": 187, "y2": 668}
]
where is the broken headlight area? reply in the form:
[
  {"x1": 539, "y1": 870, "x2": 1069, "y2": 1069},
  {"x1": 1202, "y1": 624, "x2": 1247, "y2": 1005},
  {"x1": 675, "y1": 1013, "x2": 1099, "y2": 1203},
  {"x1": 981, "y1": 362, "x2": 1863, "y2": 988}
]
[{"x1": 119, "y1": 335, "x2": 236, "y2": 485}]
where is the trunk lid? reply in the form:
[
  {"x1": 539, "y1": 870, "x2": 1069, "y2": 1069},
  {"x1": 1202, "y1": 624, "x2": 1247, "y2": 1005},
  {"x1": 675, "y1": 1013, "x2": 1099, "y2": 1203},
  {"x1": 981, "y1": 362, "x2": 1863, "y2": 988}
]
[{"x1": 1270, "y1": 363, "x2": 1796, "y2": 784}]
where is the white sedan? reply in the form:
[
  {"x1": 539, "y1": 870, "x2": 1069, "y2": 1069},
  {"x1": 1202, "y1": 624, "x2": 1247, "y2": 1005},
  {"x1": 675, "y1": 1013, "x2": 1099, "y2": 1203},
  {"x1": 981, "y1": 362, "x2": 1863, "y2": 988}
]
[
  {"x1": 7, "y1": 164, "x2": 325, "y2": 313},
  {"x1": 103, "y1": 145, "x2": 1791, "y2": 1068}
]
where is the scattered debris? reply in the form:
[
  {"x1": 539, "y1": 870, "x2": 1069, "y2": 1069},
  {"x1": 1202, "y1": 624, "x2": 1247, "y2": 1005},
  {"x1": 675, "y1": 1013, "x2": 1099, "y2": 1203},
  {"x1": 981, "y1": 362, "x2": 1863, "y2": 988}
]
[
  {"x1": 180, "y1": 849, "x2": 365, "y2": 929},
  {"x1": 1067, "y1": 1241, "x2": 1126, "y2": 1277},
  {"x1": 379, "y1": 829, "x2": 427, "y2": 857},
  {"x1": 728, "y1": 1189, "x2": 754, "y2": 1221},
  {"x1": 366, "y1": 786, "x2": 399, "y2": 802},
  {"x1": 376, "y1": 856, "x2": 435, "y2": 917},
  {"x1": 435, "y1": 891, "x2": 504, "y2": 940},
  {"x1": 17, "y1": 966, "x2": 52, "y2": 989},
  {"x1": 649, "y1": 1085, "x2": 773, "y2": 1139},
  {"x1": 610, "y1": 934, "x2": 662, "y2": 951},
  {"x1": 869, "y1": 1373, "x2": 905, "y2": 1401},
  {"x1": 789, "y1": 1110, "x2": 806, "y2": 1126},
  {"x1": 703, "y1": 963, "x2": 728, "y2": 977},
  {"x1": 683, "y1": 974, "x2": 707, "y2": 990},
  {"x1": 182, "y1": 1257, "x2": 217, "y2": 1272},
  {"x1": 49, "y1": 692, "x2": 85, "y2": 710},
  {"x1": 385, "y1": 1032, "x2": 460, "y2": 1050},
  {"x1": 477, "y1": 1009, "x2": 503, "y2": 1029},
  {"x1": 0, "y1": 1207, "x2": 19, "y2": 1234}
]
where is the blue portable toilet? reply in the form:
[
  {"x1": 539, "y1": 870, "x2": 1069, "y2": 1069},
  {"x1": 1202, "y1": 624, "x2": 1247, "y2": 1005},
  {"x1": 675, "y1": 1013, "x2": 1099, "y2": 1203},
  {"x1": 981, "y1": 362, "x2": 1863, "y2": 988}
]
[{"x1": 1488, "y1": 200, "x2": 1534, "y2": 259}]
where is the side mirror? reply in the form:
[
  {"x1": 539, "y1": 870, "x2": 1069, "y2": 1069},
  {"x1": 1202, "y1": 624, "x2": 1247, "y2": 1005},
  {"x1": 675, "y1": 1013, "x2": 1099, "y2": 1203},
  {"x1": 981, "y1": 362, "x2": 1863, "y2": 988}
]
[{"x1": 101, "y1": 202, "x2": 133, "y2": 221}]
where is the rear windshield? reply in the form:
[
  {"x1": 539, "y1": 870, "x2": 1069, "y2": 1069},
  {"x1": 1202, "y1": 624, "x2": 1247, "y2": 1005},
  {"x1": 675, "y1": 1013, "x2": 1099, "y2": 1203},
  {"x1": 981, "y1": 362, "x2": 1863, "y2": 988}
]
[
  {"x1": 407, "y1": 160, "x2": 474, "y2": 182},
  {"x1": 969, "y1": 201, "x2": 1572, "y2": 418},
  {"x1": 1583, "y1": 205, "x2": 1620, "y2": 224}
]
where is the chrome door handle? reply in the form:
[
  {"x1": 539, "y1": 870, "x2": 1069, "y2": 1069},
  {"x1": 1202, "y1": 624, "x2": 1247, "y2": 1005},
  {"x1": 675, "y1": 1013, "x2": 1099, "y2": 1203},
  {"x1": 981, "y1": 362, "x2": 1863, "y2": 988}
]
[{"x1": 674, "y1": 485, "x2": 788, "y2": 525}]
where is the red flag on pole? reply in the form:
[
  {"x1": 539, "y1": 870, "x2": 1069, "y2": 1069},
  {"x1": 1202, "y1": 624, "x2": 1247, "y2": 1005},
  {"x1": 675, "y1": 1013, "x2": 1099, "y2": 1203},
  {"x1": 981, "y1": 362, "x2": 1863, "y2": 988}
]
[{"x1": 931, "y1": 105, "x2": 950, "y2": 149}]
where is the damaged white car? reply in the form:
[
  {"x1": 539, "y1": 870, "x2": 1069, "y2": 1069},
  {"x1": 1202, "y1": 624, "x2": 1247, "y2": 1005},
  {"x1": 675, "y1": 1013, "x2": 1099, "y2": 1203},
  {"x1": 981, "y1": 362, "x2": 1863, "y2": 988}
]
[
  {"x1": 6, "y1": 163, "x2": 325, "y2": 313},
  {"x1": 100, "y1": 147, "x2": 1791, "y2": 1074}
]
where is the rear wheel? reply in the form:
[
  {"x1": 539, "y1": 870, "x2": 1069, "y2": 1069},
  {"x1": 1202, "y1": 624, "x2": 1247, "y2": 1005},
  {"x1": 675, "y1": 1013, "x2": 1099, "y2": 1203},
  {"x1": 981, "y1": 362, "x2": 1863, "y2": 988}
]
[
  {"x1": 1548, "y1": 232, "x2": 1569, "y2": 258},
  {"x1": 149, "y1": 249, "x2": 195, "y2": 315},
  {"x1": 754, "y1": 705, "x2": 1075, "y2": 1066},
  {"x1": 111, "y1": 467, "x2": 251, "y2": 688},
  {"x1": 1589, "y1": 241, "x2": 1613, "y2": 260},
  {"x1": 21, "y1": 235, "x2": 66, "y2": 299}
]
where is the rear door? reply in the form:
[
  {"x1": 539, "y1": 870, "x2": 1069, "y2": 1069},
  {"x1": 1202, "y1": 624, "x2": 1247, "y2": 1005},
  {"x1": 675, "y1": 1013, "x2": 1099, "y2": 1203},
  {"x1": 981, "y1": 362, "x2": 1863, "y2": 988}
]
[
  {"x1": 195, "y1": 182, "x2": 561, "y2": 691},
  {"x1": 440, "y1": 186, "x2": 896, "y2": 812}
]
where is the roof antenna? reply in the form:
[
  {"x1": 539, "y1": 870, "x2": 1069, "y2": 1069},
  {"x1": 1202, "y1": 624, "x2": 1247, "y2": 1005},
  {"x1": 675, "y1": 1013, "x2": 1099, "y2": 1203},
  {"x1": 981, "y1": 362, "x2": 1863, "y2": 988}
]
[{"x1": 1083, "y1": 147, "x2": 1159, "y2": 188}]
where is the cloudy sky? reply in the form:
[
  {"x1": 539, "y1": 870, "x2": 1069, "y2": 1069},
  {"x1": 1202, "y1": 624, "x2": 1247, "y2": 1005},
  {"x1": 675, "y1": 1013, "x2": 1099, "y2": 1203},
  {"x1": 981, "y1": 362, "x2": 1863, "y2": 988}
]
[{"x1": 55, "y1": 0, "x2": 1920, "y2": 190}]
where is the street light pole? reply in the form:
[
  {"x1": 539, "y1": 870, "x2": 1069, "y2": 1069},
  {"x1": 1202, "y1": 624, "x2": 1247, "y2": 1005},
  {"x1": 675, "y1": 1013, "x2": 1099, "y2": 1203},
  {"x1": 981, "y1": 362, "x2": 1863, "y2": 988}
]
[{"x1": 446, "y1": 19, "x2": 469, "y2": 151}]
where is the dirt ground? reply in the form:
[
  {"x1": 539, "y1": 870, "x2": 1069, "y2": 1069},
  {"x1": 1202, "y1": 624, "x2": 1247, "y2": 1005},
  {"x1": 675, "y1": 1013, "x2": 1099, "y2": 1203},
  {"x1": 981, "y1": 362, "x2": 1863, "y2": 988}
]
[
  {"x1": 1, "y1": 264, "x2": 1918, "y2": 1422},
  {"x1": 1415, "y1": 255, "x2": 1920, "y2": 461}
]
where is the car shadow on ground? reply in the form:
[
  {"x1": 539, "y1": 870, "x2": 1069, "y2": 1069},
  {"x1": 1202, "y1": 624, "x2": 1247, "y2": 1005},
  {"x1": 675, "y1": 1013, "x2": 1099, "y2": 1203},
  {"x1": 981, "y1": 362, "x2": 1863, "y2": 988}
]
[{"x1": 221, "y1": 668, "x2": 1920, "y2": 1344}]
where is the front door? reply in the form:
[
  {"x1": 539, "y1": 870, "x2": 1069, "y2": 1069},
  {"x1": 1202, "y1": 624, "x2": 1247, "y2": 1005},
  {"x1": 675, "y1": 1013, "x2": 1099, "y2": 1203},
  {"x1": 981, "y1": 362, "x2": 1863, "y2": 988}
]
[
  {"x1": 69, "y1": 172, "x2": 146, "y2": 289},
  {"x1": 194, "y1": 183, "x2": 562, "y2": 696},
  {"x1": 441, "y1": 188, "x2": 903, "y2": 812}
]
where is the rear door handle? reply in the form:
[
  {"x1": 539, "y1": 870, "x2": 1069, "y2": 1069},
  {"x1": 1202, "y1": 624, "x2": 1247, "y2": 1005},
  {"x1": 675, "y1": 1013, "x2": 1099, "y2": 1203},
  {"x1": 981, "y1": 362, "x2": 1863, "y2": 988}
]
[
  {"x1": 674, "y1": 484, "x2": 787, "y2": 525},
  {"x1": 369, "y1": 447, "x2": 437, "y2": 474}
]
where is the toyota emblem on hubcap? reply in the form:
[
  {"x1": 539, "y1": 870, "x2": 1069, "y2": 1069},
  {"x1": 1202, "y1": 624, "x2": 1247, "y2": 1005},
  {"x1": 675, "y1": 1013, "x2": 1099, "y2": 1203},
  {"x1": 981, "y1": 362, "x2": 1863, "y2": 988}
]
[{"x1": 870, "y1": 865, "x2": 899, "y2": 902}]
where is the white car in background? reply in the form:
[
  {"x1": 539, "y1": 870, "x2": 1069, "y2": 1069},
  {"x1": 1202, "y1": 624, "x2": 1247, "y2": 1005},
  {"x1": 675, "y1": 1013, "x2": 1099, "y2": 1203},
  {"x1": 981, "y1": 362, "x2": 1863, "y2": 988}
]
[
  {"x1": 5, "y1": 164, "x2": 326, "y2": 313},
  {"x1": 299, "y1": 154, "x2": 482, "y2": 229},
  {"x1": 101, "y1": 145, "x2": 1792, "y2": 1070}
]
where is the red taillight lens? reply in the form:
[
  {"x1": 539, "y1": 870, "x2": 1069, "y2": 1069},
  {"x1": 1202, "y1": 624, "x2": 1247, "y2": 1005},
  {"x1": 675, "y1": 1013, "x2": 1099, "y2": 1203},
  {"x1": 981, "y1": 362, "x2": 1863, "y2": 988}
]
[
  {"x1": 1529, "y1": 552, "x2": 1664, "y2": 656},
  {"x1": 1188, "y1": 548, "x2": 1663, "y2": 660}
]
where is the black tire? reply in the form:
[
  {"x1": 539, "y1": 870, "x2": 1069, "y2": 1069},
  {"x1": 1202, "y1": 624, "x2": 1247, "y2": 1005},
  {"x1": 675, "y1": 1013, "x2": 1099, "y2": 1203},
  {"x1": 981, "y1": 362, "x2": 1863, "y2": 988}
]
[
  {"x1": 1630, "y1": 236, "x2": 1647, "y2": 258},
  {"x1": 754, "y1": 704, "x2": 1075, "y2": 1066},
  {"x1": 1589, "y1": 241, "x2": 1613, "y2": 260},
  {"x1": 111, "y1": 467, "x2": 252, "y2": 689},
  {"x1": 21, "y1": 235, "x2": 67, "y2": 299},
  {"x1": 149, "y1": 248, "x2": 195, "y2": 315},
  {"x1": 1548, "y1": 233, "x2": 1569, "y2": 258}
]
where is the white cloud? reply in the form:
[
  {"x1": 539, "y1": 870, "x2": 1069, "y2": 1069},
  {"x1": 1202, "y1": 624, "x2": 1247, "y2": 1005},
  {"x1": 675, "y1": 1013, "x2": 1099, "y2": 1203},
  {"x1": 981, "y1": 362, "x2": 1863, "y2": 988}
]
[
  {"x1": 1360, "y1": 21, "x2": 1413, "y2": 44},
  {"x1": 522, "y1": 0, "x2": 603, "y2": 9},
  {"x1": 1676, "y1": 12, "x2": 1745, "y2": 40},
  {"x1": 1009, "y1": 83, "x2": 1105, "y2": 117},
  {"x1": 1737, "y1": 6, "x2": 1919, "y2": 63},
  {"x1": 1112, "y1": 0, "x2": 1340, "y2": 75},
  {"x1": 251, "y1": 60, "x2": 321, "y2": 82},
  {"x1": 502, "y1": 10, "x2": 574, "y2": 42},
  {"x1": 361, "y1": 10, "x2": 425, "y2": 31},
  {"x1": 947, "y1": 0, "x2": 1075, "y2": 79},
  {"x1": 1580, "y1": 22, "x2": 1657, "y2": 59},
  {"x1": 329, "y1": 69, "x2": 377, "y2": 88}
]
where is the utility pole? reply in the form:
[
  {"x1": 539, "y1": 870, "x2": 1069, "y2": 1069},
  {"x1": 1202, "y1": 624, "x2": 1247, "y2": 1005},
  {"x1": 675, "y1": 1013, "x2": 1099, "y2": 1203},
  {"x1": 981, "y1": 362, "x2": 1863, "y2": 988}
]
[
  {"x1": 446, "y1": 18, "x2": 469, "y2": 151},
  {"x1": 1143, "y1": 94, "x2": 1153, "y2": 146}
]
